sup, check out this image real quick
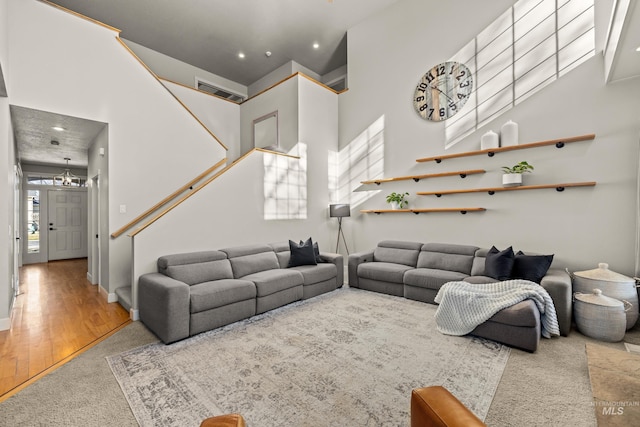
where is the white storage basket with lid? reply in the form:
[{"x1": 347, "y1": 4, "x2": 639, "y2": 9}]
[
  {"x1": 570, "y1": 263, "x2": 638, "y2": 329},
  {"x1": 574, "y1": 289, "x2": 631, "y2": 342}
]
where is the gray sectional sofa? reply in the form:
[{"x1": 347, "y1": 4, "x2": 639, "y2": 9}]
[
  {"x1": 349, "y1": 240, "x2": 572, "y2": 352},
  {"x1": 139, "y1": 242, "x2": 343, "y2": 343}
]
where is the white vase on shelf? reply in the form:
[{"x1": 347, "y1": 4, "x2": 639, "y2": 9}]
[
  {"x1": 501, "y1": 120, "x2": 519, "y2": 146},
  {"x1": 481, "y1": 130, "x2": 500, "y2": 150}
]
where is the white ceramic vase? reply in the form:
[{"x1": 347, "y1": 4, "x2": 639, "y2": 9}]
[
  {"x1": 481, "y1": 130, "x2": 500, "y2": 150},
  {"x1": 501, "y1": 120, "x2": 519, "y2": 146},
  {"x1": 502, "y1": 173, "x2": 522, "y2": 187}
]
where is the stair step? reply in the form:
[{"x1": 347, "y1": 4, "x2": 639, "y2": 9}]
[{"x1": 115, "y1": 286, "x2": 132, "y2": 312}]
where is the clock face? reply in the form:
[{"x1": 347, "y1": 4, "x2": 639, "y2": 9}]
[{"x1": 413, "y1": 61, "x2": 473, "y2": 121}]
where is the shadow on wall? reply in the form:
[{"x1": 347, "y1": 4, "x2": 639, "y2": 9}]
[{"x1": 330, "y1": 115, "x2": 385, "y2": 209}]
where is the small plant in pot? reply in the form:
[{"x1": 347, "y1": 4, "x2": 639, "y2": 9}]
[
  {"x1": 386, "y1": 192, "x2": 409, "y2": 210},
  {"x1": 501, "y1": 161, "x2": 534, "y2": 187}
]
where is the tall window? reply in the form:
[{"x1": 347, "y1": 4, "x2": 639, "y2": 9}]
[
  {"x1": 27, "y1": 190, "x2": 40, "y2": 253},
  {"x1": 445, "y1": 0, "x2": 595, "y2": 148}
]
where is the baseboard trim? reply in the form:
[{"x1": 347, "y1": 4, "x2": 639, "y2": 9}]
[
  {"x1": 98, "y1": 285, "x2": 119, "y2": 303},
  {"x1": 0, "y1": 317, "x2": 10, "y2": 331}
]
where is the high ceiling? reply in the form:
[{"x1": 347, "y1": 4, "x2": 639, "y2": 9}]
[{"x1": 49, "y1": 0, "x2": 401, "y2": 86}]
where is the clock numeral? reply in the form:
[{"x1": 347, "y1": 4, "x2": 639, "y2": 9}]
[
  {"x1": 419, "y1": 104, "x2": 428, "y2": 112},
  {"x1": 437, "y1": 65, "x2": 446, "y2": 77},
  {"x1": 456, "y1": 70, "x2": 466, "y2": 81},
  {"x1": 457, "y1": 93, "x2": 467, "y2": 100},
  {"x1": 459, "y1": 81, "x2": 470, "y2": 88},
  {"x1": 425, "y1": 73, "x2": 435, "y2": 84},
  {"x1": 439, "y1": 108, "x2": 446, "y2": 118},
  {"x1": 415, "y1": 96, "x2": 425, "y2": 102},
  {"x1": 449, "y1": 102, "x2": 456, "y2": 110},
  {"x1": 428, "y1": 108, "x2": 434, "y2": 118}
]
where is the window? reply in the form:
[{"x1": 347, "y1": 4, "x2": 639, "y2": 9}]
[
  {"x1": 264, "y1": 143, "x2": 307, "y2": 220},
  {"x1": 445, "y1": 0, "x2": 595, "y2": 148},
  {"x1": 27, "y1": 190, "x2": 40, "y2": 254}
]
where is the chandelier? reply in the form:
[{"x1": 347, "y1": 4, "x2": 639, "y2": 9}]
[{"x1": 54, "y1": 157, "x2": 79, "y2": 187}]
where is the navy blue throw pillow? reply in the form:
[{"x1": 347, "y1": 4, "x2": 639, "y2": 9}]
[
  {"x1": 485, "y1": 246, "x2": 515, "y2": 280},
  {"x1": 288, "y1": 238, "x2": 317, "y2": 267},
  {"x1": 512, "y1": 251, "x2": 554, "y2": 283}
]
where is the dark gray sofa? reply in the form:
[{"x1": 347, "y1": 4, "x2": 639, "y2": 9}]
[
  {"x1": 349, "y1": 241, "x2": 572, "y2": 352},
  {"x1": 139, "y1": 242, "x2": 343, "y2": 343}
]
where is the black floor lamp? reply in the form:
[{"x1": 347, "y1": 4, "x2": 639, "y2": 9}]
[{"x1": 329, "y1": 204, "x2": 350, "y2": 254}]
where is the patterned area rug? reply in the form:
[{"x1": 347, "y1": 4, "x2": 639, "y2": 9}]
[{"x1": 107, "y1": 288, "x2": 510, "y2": 427}]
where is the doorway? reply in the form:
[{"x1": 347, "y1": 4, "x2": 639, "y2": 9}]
[{"x1": 47, "y1": 189, "x2": 88, "y2": 261}]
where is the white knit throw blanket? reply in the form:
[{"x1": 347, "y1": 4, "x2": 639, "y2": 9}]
[{"x1": 434, "y1": 280, "x2": 560, "y2": 339}]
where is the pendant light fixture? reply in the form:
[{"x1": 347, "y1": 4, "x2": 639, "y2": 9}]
[{"x1": 54, "y1": 157, "x2": 79, "y2": 187}]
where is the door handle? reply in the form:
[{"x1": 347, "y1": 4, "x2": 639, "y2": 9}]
[{"x1": 49, "y1": 228, "x2": 57, "y2": 231}]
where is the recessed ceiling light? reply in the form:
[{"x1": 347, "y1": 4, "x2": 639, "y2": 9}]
[
  {"x1": 265, "y1": 51, "x2": 272, "y2": 57},
  {"x1": 52, "y1": 126, "x2": 65, "y2": 131},
  {"x1": 50, "y1": 140, "x2": 60, "y2": 146},
  {"x1": 313, "y1": 43, "x2": 320, "y2": 49},
  {"x1": 636, "y1": 46, "x2": 640, "y2": 52},
  {"x1": 238, "y1": 52, "x2": 245, "y2": 59}
]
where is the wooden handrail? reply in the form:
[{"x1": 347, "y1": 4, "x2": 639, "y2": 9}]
[
  {"x1": 417, "y1": 181, "x2": 597, "y2": 196},
  {"x1": 40, "y1": 0, "x2": 121, "y2": 33},
  {"x1": 242, "y1": 72, "x2": 341, "y2": 104},
  {"x1": 110, "y1": 158, "x2": 227, "y2": 238},
  {"x1": 416, "y1": 134, "x2": 595, "y2": 163},
  {"x1": 116, "y1": 37, "x2": 229, "y2": 151},
  {"x1": 128, "y1": 148, "x2": 300, "y2": 237}
]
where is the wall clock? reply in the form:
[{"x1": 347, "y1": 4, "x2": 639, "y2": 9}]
[{"x1": 413, "y1": 61, "x2": 473, "y2": 121}]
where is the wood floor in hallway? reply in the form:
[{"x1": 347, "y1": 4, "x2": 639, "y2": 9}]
[{"x1": 0, "y1": 258, "x2": 130, "y2": 401}]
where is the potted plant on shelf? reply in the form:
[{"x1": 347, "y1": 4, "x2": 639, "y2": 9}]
[
  {"x1": 386, "y1": 192, "x2": 409, "y2": 210},
  {"x1": 501, "y1": 161, "x2": 534, "y2": 187}
]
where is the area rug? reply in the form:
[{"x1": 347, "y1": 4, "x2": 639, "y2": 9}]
[{"x1": 107, "y1": 287, "x2": 510, "y2": 427}]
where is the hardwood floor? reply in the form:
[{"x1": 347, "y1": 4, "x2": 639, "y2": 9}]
[{"x1": 0, "y1": 258, "x2": 131, "y2": 401}]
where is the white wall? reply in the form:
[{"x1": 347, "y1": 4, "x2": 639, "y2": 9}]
[
  {"x1": 7, "y1": 0, "x2": 227, "y2": 295},
  {"x1": 87, "y1": 126, "x2": 110, "y2": 293},
  {"x1": 241, "y1": 76, "x2": 299, "y2": 155},
  {"x1": 340, "y1": 0, "x2": 640, "y2": 276},
  {"x1": 0, "y1": 0, "x2": 13, "y2": 330},
  {"x1": 248, "y1": 61, "x2": 322, "y2": 97},
  {"x1": 162, "y1": 80, "x2": 241, "y2": 161},
  {"x1": 125, "y1": 39, "x2": 248, "y2": 99}
]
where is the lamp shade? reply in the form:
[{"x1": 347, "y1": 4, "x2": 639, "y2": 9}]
[{"x1": 329, "y1": 204, "x2": 350, "y2": 218}]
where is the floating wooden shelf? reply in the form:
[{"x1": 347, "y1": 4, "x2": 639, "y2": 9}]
[
  {"x1": 361, "y1": 207, "x2": 486, "y2": 215},
  {"x1": 360, "y1": 169, "x2": 485, "y2": 185},
  {"x1": 415, "y1": 134, "x2": 595, "y2": 163},
  {"x1": 417, "y1": 181, "x2": 597, "y2": 197}
]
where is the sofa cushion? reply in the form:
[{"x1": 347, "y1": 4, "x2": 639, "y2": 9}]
[
  {"x1": 373, "y1": 240, "x2": 423, "y2": 267},
  {"x1": 358, "y1": 262, "x2": 414, "y2": 284},
  {"x1": 289, "y1": 263, "x2": 337, "y2": 285},
  {"x1": 486, "y1": 299, "x2": 539, "y2": 327},
  {"x1": 288, "y1": 238, "x2": 317, "y2": 267},
  {"x1": 404, "y1": 268, "x2": 468, "y2": 290},
  {"x1": 416, "y1": 243, "x2": 478, "y2": 275},
  {"x1": 464, "y1": 275, "x2": 498, "y2": 284},
  {"x1": 485, "y1": 246, "x2": 515, "y2": 281},
  {"x1": 158, "y1": 251, "x2": 233, "y2": 285},
  {"x1": 222, "y1": 244, "x2": 280, "y2": 278},
  {"x1": 189, "y1": 279, "x2": 256, "y2": 313},
  {"x1": 242, "y1": 269, "x2": 303, "y2": 297},
  {"x1": 512, "y1": 251, "x2": 554, "y2": 283}
]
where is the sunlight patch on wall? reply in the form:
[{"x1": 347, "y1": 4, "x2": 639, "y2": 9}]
[
  {"x1": 264, "y1": 143, "x2": 307, "y2": 220},
  {"x1": 445, "y1": 0, "x2": 595, "y2": 149},
  {"x1": 329, "y1": 116, "x2": 384, "y2": 208}
]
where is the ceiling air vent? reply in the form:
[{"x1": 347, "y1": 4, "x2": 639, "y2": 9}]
[{"x1": 196, "y1": 81, "x2": 246, "y2": 102}]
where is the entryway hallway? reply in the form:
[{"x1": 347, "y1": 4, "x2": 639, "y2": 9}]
[{"x1": 0, "y1": 259, "x2": 130, "y2": 400}]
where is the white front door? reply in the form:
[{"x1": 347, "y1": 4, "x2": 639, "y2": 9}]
[{"x1": 48, "y1": 189, "x2": 88, "y2": 261}]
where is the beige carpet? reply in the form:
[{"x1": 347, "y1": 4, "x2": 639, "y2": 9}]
[{"x1": 108, "y1": 288, "x2": 510, "y2": 427}]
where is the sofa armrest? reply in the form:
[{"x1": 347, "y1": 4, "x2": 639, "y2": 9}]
[
  {"x1": 348, "y1": 250, "x2": 374, "y2": 288},
  {"x1": 540, "y1": 268, "x2": 572, "y2": 336},
  {"x1": 319, "y1": 252, "x2": 344, "y2": 287},
  {"x1": 139, "y1": 273, "x2": 191, "y2": 343}
]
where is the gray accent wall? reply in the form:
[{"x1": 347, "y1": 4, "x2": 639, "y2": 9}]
[{"x1": 339, "y1": 0, "x2": 640, "y2": 276}]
